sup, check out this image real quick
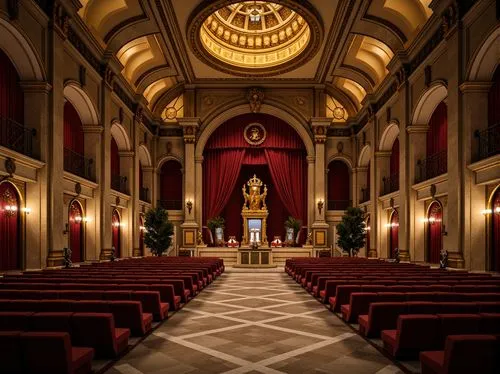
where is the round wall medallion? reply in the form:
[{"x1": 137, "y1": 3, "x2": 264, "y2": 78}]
[
  {"x1": 165, "y1": 107, "x2": 177, "y2": 120},
  {"x1": 5, "y1": 158, "x2": 16, "y2": 175},
  {"x1": 333, "y1": 107, "x2": 346, "y2": 120},
  {"x1": 115, "y1": 196, "x2": 120, "y2": 206},
  {"x1": 244, "y1": 123, "x2": 266, "y2": 146},
  {"x1": 75, "y1": 183, "x2": 82, "y2": 195}
]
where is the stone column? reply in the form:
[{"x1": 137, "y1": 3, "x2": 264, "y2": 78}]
[
  {"x1": 120, "y1": 151, "x2": 134, "y2": 257},
  {"x1": 178, "y1": 118, "x2": 200, "y2": 249},
  {"x1": 21, "y1": 82, "x2": 51, "y2": 269},
  {"x1": 307, "y1": 156, "x2": 315, "y2": 231},
  {"x1": 46, "y1": 18, "x2": 68, "y2": 267},
  {"x1": 375, "y1": 151, "x2": 391, "y2": 257},
  {"x1": 310, "y1": 118, "x2": 330, "y2": 247},
  {"x1": 195, "y1": 156, "x2": 203, "y2": 228},
  {"x1": 460, "y1": 82, "x2": 491, "y2": 270}
]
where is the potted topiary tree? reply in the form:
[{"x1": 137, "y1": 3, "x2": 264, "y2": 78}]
[
  {"x1": 207, "y1": 216, "x2": 225, "y2": 246},
  {"x1": 144, "y1": 207, "x2": 174, "y2": 256},
  {"x1": 336, "y1": 207, "x2": 366, "y2": 257},
  {"x1": 284, "y1": 216, "x2": 302, "y2": 246}
]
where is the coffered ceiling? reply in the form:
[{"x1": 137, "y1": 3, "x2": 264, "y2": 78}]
[{"x1": 76, "y1": 0, "x2": 434, "y2": 121}]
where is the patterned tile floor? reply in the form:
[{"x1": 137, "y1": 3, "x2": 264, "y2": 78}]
[{"x1": 105, "y1": 271, "x2": 405, "y2": 374}]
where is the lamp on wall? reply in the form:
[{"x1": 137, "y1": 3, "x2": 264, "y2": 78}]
[
  {"x1": 113, "y1": 222, "x2": 120, "y2": 228},
  {"x1": 4, "y1": 204, "x2": 18, "y2": 216},
  {"x1": 22, "y1": 207, "x2": 31, "y2": 214},
  {"x1": 482, "y1": 207, "x2": 500, "y2": 215},
  {"x1": 317, "y1": 199, "x2": 324, "y2": 215},
  {"x1": 186, "y1": 200, "x2": 193, "y2": 214}
]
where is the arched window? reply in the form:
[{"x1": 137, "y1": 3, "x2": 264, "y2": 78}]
[
  {"x1": 491, "y1": 188, "x2": 500, "y2": 271},
  {"x1": 389, "y1": 210, "x2": 399, "y2": 259},
  {"x1": 327, "y1": 160, "x2": 350, "y2": 210},
  {"x1": 68, "y1": 200, "x2": 84, "y2": 263},
  {"x1": 0, "y1": 182, "x2": 21, "y2": 270},
  {"x1": 427, "y1": 201, "x2": 443, "y2": 263},
  {"x1": 160, "y1": 160, "x2": 183, "y2": 210},
  {"x1": 489, "y1": 66, "x2": 500, "y2": 127},
  {"x1": 389, "y1": 138, "x2": 399, "y2": 192},
  {"x1": 0, "y1": 49, "x2": 24, "y2": 124},
  {"x1": 423, "y1": 102, "x2": 447, "y2": 179},
  {"x1": 139, "y1": 215, "x2": 145, "y2": 256},
  {"x1": 365, "y1": 215, "x2": 371, "y2": 254},
  {"x1": 63, "y1": 101, "x2": 84, "y2": 154},
  {"x1": 112, "y1": 210, "x2": 121, "y2": 258}
]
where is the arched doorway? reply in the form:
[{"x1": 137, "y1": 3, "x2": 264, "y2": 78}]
[
  {"x1": 327, "y1": 160, "x2": 350, "y2": 210},
  {"x1": 365, "y1": 215, "x2": 370, "y2": 255},
  {"x1": 139, "y1": 214, "x2": 145, "y2": 256},
  {"x1": 112, "y1": 210, "x2": 121, "y2": 258},
  {"x1": 160, "y1": 160, "x2": 183, "y2": 210},
  {"x1": 491, "y1": 188, "x2": 500, "y2": 271},
  {"x1": 427, "y1": 201, "x2": 443, "y2": 263},
  {"x1": 0, "y1": 182, "x2": 21, "y2": 270},
  {"x1": 68, "y1": 200, "x2": 84, "y2": 263},
  {"x1": 389, "y1": 210, "x2": 399, "y2": 258}
]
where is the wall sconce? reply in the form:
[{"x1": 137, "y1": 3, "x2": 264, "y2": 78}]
[
  {"x1": 317, "y1": 199, "x2": 324, "y2": 215},
  {"x1": 22, "y1": 207, "x2": 31, "y2": 215},
  {"x1": 482, "y1": 207, "x2": 500, "y2": 215},
  {"x1": 83, "y1": 216, "x2": 91, "y2": 223},
  {"x1": 365, "y1": 226, "x2": 371, "y2": 232},
  {"x1": 4, "y1": 205, "x2": 18, "y2": 216},
  {"x1": 385, "y1": 222, "x2": 399, "y2": 228},
  {"x1": 186, "y1": 200, "x2": 193, "y2": 214},
  {"x1": 74, "y1": 215, "x2": 83, "y2": 223},
  {"x1": 139, "y1": 225, "x2": 147, "y2": 233},
  {"x1": 113, "y1": 222, "x2": 120, "y2": 228}
]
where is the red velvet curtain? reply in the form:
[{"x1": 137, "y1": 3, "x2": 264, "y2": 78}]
[
  {"x1": 112, "y1": 211, "x2": 121, "y2": 258},
  {"x1": 160, "y1": 160, "x2": 183, "y2": 202},
  {"x1": 0, "y1": 182, "x2": 20, "y2": 270},
  {"x1": 489, "y1": 66, "x2": 500, "y2": 127},
  {"x1": 110, "y1": 137, "x2": 120, "y2": 178},
  {"x1": 203, "y1": 149, "x2": 245, "y2": 221},
  {"x1": 139, "y1": 216, "x2": 144, "y2": 256},
  {"x1": 328, "y1": 160, "x2": 350, "y2": 205},
  {"x1": 427, "y1": 102, "x2": 448, "y2": 157},
  {"x1": 0, "y1": 49, "x2": 24, "y2": 123},
  {"x1": 63, "y1": 101, "x2": 84, "y2": 154},
  {"x1": 428, "y1": 202, "x2": 443, "y2": 263},
  {"x1": 390, "y1": 138, "x2": 400, "y2": 176},
  {"x1": 492, "y1": 189, "x2": 500, "y2": 271},
  {"x1": 390, "y1": 210, "x2": 399, "y2": 258},
  {"x1": 366, "y1": 216, "x2": 370, "y2": 253},
  {"x1": 69, "y1": 201, "x2": 83, "y2": 263}
]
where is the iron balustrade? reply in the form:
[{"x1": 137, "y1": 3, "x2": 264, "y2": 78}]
[
  {"x1": 359, "y1": 188, "x2": 370, "y2": 204},
  {"x1": 157, "y1": 200, "x2": 183, "y2": 210},
  {"x1": 474, "y1": 124, "x2": 500, "y2": 161},
  {"x1": 111, "y1": 175, "x2": 128, "y2": 195},
  {"x1": 327, "y1": 200, "x2": 351, "y2": 211},
  {"x1": 139, "y1": 187, "x2": 150, "y2": 203},
  {"x1": 382, "y1": 173, "x2": 399, "y2": 195},
  {"x1": 63, "y1": 148, "x2": 94, "y2": 181},
  {"x1": 416, "y1": 149, "x2": 447, "y2": 183},
  {"x1": 0, "y1": 116, "x2": 36, "y2": 157}
]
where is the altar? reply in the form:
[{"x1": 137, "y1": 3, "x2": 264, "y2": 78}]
[{"x1": 235, "y1": 247, "x2": 275, "y2": 268}]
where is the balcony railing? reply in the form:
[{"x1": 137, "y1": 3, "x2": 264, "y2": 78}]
[
  {"x1": 139, "y1": 187, "x2": 150, "y2": 203},
  {"x1": 64, "y1": 148, "x2": 94, "y2": 181},
  {"x1": 111, "y1": 175, "x2": 128, "y2": 195},
  {"x1": 382, "y1": 173, "x2": 399, "y2": 195},
  {"x1": 359, "y1": 188, "x2": 370, "y2": 204},
  {"x1": 158, "y1": 200, "x2": 183, "y2": 210},
  {"x1": 0, "y1": 116, "x2": 36, "y2": 158},
  {"x1": 327, "y1": 200, "x2": 351, "y2": 211},
  {"x1": 474, "y1": 124, "x2": 500, "y2": 161},
  {"x1": 416, "y1": 149, "x2": 447, "y2": 184}
]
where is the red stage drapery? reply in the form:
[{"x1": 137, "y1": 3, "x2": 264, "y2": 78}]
[
  {"x1": 112, "y1": 211, "x2": 121, "y2": 258},
  {"x1": 328, "y1": 160, "x2": 350, "y2": 204},
  {"x1": 63, "y1": 101, "x2": 84, "y2": 154},
  {"x1": 428, "y1": 202, "x2": 443, "y2": 263},
  {"x1": 0, "y1": 49, "x2": 24, "y2": 123},
  {"x1": 390, "y1": 211, "x2": 399, "y2": 258},
  {"x1": 489, "y1": 66, "x2": 500, "y2": 127},
  {"x1": 0, "y1": 182, "x2": 20, "y2": 270},
  {"x1": 203, "y1": 114, "x2": 307, "y2": 243},
  {"x1": 427, "y1": 102, "x2": 448, "y2": 157}
]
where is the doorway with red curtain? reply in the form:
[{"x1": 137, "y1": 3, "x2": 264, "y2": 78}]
[
  {"x1": 389, "y1": 210, "x2": 399, "y2": 258},
  {"x1": 160, "y1": 160, "x2": 183, "y2": 210},
  {"x1": 491, "y1": 188, "x2": 500, "y2": 271},
  {"x1": 139, "y1": 215, "x2": 145, "y2": 256},
  {"x1": 0, "y1": 182, "x2": 21, "y2": 271},
  {"x1": 427, "y1": 201, "x2": 443, "y2": 263},
  {"x1": 328, "y1": 160, "x2": 350, "y2": 210},
  {"x1": 68, "y1": 200, "x2": 84, "y2": 263},
  {"x1": 365, "y1": 215, "x2": 370, "y2": 254},
  {"x1": 112, "y1": 210, "x2": 121, "y2": 258}
]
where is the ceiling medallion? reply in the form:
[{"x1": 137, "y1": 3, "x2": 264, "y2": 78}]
[
  {"x1": 187, "y1": 0, "x2": 324, "y2": 77},
  {"x1": 244, "y1": 123, "x2": 266, "y2": 146}
]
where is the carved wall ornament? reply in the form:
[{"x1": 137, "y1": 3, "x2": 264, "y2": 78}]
[
  {"x1": 295, "y1": 96, "x2": 306, "y2": 106},
  {"x1": 337, "y1": 141, "x2": 344, "y2": 153},
  {"x1": 390, "y1": 198, "x2": 395, "y2": 209},
  {"x1": 164, "y1": 107, "x2": 177, "y2": 120},
  {"x1": 166, "y1": 141, "x2": 173, "y2": 154},
  {"x1": 135, "y1": 106, "x2": 144, "y2": 124},
  {"x1": 441, "y1": 1, "x2": 459, "y2": 35},
  {"x1": 247, "y1": 88, "x2": 264, "y2": 113},
  {"x1": 182, "y1": 126, "x2": 197, "y2": 144},
  {"x1": 430, "y1": 184, "x2": 437, "y2": 198},
  {"x1": 75, "y1": 183, "x2": 82, "y2": 195},
  {"x1": 5, "y1": 158, "x2": 16, "y2": 176},
  {"x1": 115, "y1": 196, "x2": 120, "y2": 206},
  {"x1": 102, "y1": 65, "x2": 115, "y2": 88},
  {"x1": 244, "y1": 123, "x2": 266, "y2": 146},
  {"x1": 203, "y1": 96, "x2": 214, "y2": 106},
  {"x1": 52, "y1": 2, "x2": 70, "y2": 37}
]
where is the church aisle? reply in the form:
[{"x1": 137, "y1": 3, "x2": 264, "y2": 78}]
[{"x1": 106, "y1": 271, "x2": 404, "y2": 374}]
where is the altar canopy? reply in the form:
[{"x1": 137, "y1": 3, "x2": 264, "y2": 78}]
[{"x1": 203, "y1": 114, "x2": 307, "y2": 242}]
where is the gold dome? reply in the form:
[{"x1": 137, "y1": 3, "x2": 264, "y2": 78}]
[{"x1": 188, "y1": 1, "x2": 322, "y2": 76}]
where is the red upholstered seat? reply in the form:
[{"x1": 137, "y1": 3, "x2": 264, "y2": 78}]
[
  {"x1": 478, "y1": 302, "x2": 500, "y2": 313},
  {"x1": 132, "y1": 291, "x2": 168, "y2": 321},
  {"x1": 406, "y1": 292, "x2": 436, "y2": 301},
  {"x1": 20, "y1": 331, "x2": 94, "y2": 374},
  {"x1": 382, "y1": 314, "x2": 440, "y2": 358},
  {"x1": 29, "y1": 312, "x2": 73, "y2": 333},
  {"x1": 406, "y1": 302, "x2": 437, "y2": 314},
  {"x1": 437, "y1": 314, "x2": 480, "y2": 346},
  {"x1": 377, "y1": 292, "x2": 406, "y2": 302},
  {"x1": 436, "y1": 302, "x2": 479, "y2": 314},
  {"x1": 0, "y1": 311, "x2": 33, "y2": 331},
  {"x1": 38, "y1": 300, "x2": 74, "y2": 312},
  {"x1": 358, "y1": 302, "x2": 408, "y2": 338},
  {"x1": 71, "y1": 313, "x2": 130, "y2": 358},
  {"x1": 342, "y1": 292, "x2": 378, "y2": 323},
  {"x1": 333, "y1": 285, "x2": 362, "y2": 312},
  {"x1": 479, "y1": 313, "x2": 500, "y2": 334},
  {"x1": 103, "y1": 291, "x2": 132, "y2": 301},
  {"x1": 72, "y1": 300, "x2": 111, "y2": 313},
  {"x1": 109, "y1": 300, "x2": 152, "y2": 336},
  {"x1": 420, "y1": 335, "x2": 497, "y2": 374},
  {"x1": 0, "y1": 331, "x2": 22, "y2": 373}
]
